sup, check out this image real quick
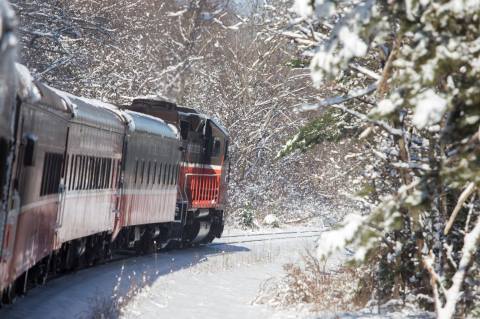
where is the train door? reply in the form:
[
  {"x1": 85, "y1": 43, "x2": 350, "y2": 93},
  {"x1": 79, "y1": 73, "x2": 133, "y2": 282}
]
[
  {"x1": 0, "y1": 1, "x2": 17, "y2": 261},
  {"x1": 54, "y1": 127, "x2": 70, "y2": 238},
  {"x1": 9, "y1": 103, "x2": 69, "y2": 279},
  {"x1": 112, "y1": 135, "x2": 127, "y2": 240}
]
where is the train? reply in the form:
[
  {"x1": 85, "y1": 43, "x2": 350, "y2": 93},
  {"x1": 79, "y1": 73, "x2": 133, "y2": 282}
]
[{"x1": 0, "y1": 63, "x2": 229, "y2": 302}]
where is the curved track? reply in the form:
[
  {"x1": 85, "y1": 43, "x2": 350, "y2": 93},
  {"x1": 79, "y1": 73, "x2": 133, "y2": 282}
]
[
  {"x1": 215, "y1": 229, "x2": 323, "y2": 245},
  {"x1": 0, "y1": 228, "x2": 323, "y2": 318}
]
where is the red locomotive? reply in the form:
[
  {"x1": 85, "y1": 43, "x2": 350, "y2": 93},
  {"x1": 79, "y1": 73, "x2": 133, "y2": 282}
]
[{"x1": 0, "y1": 69, "x2": 229, "y2": 302}]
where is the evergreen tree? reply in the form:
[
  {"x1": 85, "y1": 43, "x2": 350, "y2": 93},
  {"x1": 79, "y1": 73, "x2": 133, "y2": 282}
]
[{"x1": 283, "y1": 1, "x2": 480, "y2": 316}]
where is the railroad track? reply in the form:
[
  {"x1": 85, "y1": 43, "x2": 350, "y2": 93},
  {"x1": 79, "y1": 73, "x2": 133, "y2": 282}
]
[
  {"x1": 1, "y1": 229, "x2": 323, "y2": 305},
  {"x1": 214, "y1": 229, "x2": 323, "y2": 245},
  {"x1": 221, "y1": 229, "x2": 323, "y2": 239}
]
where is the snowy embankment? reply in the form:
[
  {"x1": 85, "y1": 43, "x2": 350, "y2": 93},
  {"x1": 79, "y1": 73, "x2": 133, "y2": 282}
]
[
  {"x1": 0, "y1": 225, "x2": 432, "y2": 319},
  {"x1": 0, "y1": 226, "x2": 322, "y2": 319}
]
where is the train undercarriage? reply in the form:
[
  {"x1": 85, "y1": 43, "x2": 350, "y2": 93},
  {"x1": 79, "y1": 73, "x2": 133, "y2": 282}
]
[{"x1": 1, "y1": 208, "x2": 224, "y2": 304}]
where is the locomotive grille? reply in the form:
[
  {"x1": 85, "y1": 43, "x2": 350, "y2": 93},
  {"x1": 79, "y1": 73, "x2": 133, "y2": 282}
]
[{"x1": 185, "y1": 174, "x2": 221, "y2": 208}]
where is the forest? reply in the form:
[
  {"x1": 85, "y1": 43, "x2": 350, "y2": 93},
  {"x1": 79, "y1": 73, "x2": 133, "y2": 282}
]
[{"x1": 1, "y1": 0, "x2": 480, "y2": 318}]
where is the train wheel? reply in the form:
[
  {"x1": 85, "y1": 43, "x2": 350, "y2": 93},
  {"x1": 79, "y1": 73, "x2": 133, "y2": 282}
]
[
  {"x1": 2, "y1": 280, "x2": 19, "y2": 304},
  {"x1": 42, "y1": 254, "x2": 52, "y2": 285},
  {"x1": 163, "y1": 240, "x2": 181, "y2": 251}
]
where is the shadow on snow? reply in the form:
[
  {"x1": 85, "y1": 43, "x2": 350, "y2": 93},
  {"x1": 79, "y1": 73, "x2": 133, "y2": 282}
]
[{"x1": 0, "y1": 243, "x2": 250, "y2": 319}]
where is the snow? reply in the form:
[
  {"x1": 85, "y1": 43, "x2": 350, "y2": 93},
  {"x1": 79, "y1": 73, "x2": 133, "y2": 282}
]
[
  {"x1": 338, "y1": 27, "x2": 368, "y2": 59},
  {"x1": 0, "y1": 224, "x2": 433, "y2": 319},
  {"x1": 292, "y1": 0, "x2": 314, "y2": 17},
  {"x1": 293, "y1": 0, "x2": 335, "y2": 18},
  {"x1": 412, "y1": 89, "x2": 448, "y2": 129},
  {"x1": 263, "y1": 214, "x2": 280, "y2": 227},
  {"x1": 316, "y1": 213, "x2": 364, "y2": 260},
  {"x1": 371, "y1": 99, "x2": 396, "y2": 116},
  {"x1": 15, "y1": 63, "x2": 40, "y2": 103},
  {"x1": 0, "y1": 227, "x2": 322, "y2": 319},
  {"x1": 167, "y1": 9, "x2": 187, "y2": 17}
]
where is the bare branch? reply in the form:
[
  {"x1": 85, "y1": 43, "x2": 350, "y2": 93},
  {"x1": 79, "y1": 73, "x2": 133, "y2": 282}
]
[{"x1": 444, "y1": 182, "x2": 476, "y2": 235}]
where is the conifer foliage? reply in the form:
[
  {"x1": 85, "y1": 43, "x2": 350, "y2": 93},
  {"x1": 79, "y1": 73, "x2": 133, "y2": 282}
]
[{"x1": 284, "y1": 0, "x2": 480, "y2": 316}]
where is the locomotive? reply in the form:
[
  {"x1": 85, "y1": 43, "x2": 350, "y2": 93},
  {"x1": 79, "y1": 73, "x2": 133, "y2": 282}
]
[{"x1": 0, "y1": 67, "x2": 229, "y2": 302}]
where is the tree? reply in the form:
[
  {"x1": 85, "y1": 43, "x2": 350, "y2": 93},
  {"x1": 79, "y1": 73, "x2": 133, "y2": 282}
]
[{"x1": 282, "y1": 0, "x2": 480, "y2": 316}]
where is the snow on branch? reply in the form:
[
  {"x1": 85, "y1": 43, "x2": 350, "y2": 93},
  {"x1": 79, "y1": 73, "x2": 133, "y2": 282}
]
[
  {"x1": 444, "y1": 182, "x2": 477, "y2": 235},
  {"x1": 301, "y1": 83, "x2": 403, "y2": 137},
  {"x1": 301, "y1": 83, "x2": 377, "y2": 111},
  {"x1": 429, "y1": 208, "x2": 480, "y2": 319}
]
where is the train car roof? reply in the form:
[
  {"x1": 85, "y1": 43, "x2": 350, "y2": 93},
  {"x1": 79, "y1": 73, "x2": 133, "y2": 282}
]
[
  {"x1": 33, "y1": 82, "x2": 75, "y2": 114},
  {"x1": 48, "y1": 87, "x2": 127, "y2": 133},
  {"x1": 129, "y1": 98, "x2": 229, "y2": 138},
  {"x1": 16, "y1": 64, "x2": 138, "y2": 134},
  {"x1": 124, "y1": 110, "x2": 179, "y2": 140}
]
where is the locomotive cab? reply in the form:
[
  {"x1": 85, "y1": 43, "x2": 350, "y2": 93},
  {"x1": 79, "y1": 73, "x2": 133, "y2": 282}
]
[{"x1": 127, "y1": 99, "x2": 230, "y2": 245}]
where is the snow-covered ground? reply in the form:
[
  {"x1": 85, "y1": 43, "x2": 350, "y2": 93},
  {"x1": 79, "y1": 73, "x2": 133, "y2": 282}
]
[
  {"x1": 0, "y1": 226, "x2": 432, "y2": 319},
  {"x1": 0, "y1": 227, "x2": 321, "y2": 319}
]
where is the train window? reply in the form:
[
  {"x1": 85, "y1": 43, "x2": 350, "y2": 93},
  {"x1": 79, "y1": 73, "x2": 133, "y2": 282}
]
[
  {"x1": 78, "y1": 155, "x2": 84, "y2": 190},
  {"x1": 153, "y1": 161, "x2": 157, "y2": 185},
  {"x1": 92, "y1": 157, "x2": 97, "y2": 189},
  {"x1": 105, "y1": 159, "x2": 111, "y2": 188},
  {"x1": 82, "y1": 156, "x2": 87, "y2": 190},
  {"x1": 97, "y1": 158, "x2": 101, "y2": 189},
  {"x1": 100, "y1": 158, "x2": 103, "y2": 188},
  {"x1": 163, "y1": 164, "x2": 168, "y2": 185},
  {"x1": 146, "y1": 161, "x2": 151, "y2": 185},
  {"x1": 134, "y1": 159, "x2": 139, "y2": 184},
  {"x1": 106, "y1": 159, "x2": 110, "y2": 188},
  {"x1": 212, "y1": 138, "x2": 221, "y2": 157},
  {"x1": 224, "y1": 140, "x2": 229, "y2": 160},
  {"x1": 86, "y1": 156, "x2": 91, "y2": 189},
  {"x1": 86, "y1": 156, "x2": 90, "y2": 189},
  {"x1": 40, "y1": 152, "x2": 64, "y2": 196},
  {"x1": 158, "y1": 163, "x2": 163, "y2": 185},
  {"x1": 75, "y1": 156, "x2": 80, "y2": 190},
  {"x1": 78, "y1": 156, "x2": 84, "y2": 190},
  {"x1": 63, "y1": 154, "x2": 69, "y2": 180},
  {"x1": 68, "y1": 155, "x2": 74, "y2": 190},
  {"x1": 71, "y1": 155, "x2": 76, "y2": 190},
  {"x1": 175, "y1": 165, "x2": 178, "y2": 184},
  {"x1": 92, "y1": 157, "x2": 96, "y2": 189},
  {"x1": 116, "y1": 160, "x2": 121, "y2": 187},
  {"x1": 83, "y1": 157, "x2": 87, "y2": 190},
  {"x1": 100, "y1": 158, "x2": 105, "y2": 188},
  {"x1": 23, "y1": 134, "x2": 37, "y2": 167},
  {"x1": 90, "y1": 157, "x2": 94, "y2": 189},
  {"x1": 103, "y1": 158, "x2": 108, "y2": 188},
  {"x1": 111, "y1": 159, "x2": 117, "y2": 188},
  {"x1": 101, "y1": 158, "x2": 105, "y2": 189},
  {"x1": 72, "y1": 155, "x2": 77, "y2": 190},
  {"x1": 109, "y1": 159, "x2": 113, "y2": 188},
  {"x1": 175, "y1": 164, "x2": 179, "y2": 184},
  {"x1": 93, "y1": 157, "x2": 99, "y2": 189},
  {"x1": 180, "y1": 121, "x2": 190, "y2": 140},
  {"x1": 107, "y1": 159, "x2": 111, "y2": 188},
  {"x1": 84, "y1": 156, "x2": 89, "y2": 190},
  {"x1": 141, "y1": 160, "x2": 145, "y2": 185},
  {"x1": 173, "y1": 164, "x2": 176, "y2": 184}
]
